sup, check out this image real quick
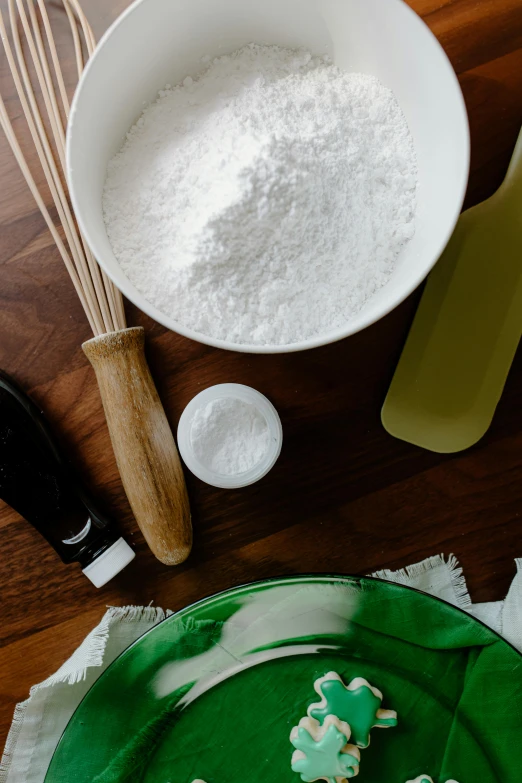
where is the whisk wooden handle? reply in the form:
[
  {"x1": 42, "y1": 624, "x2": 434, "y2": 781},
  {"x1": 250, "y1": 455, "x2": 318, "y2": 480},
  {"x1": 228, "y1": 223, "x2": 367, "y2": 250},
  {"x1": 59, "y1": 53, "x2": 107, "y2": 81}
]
[{"x1": 82, "y1": 327, "x2": 192, "y2": 566}]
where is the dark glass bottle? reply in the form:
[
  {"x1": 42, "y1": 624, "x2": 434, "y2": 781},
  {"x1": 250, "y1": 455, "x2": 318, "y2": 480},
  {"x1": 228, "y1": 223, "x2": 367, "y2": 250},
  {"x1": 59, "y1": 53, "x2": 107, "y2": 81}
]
[{"x1": 0, "y1": 370, "x2": 134, "y2": 586}]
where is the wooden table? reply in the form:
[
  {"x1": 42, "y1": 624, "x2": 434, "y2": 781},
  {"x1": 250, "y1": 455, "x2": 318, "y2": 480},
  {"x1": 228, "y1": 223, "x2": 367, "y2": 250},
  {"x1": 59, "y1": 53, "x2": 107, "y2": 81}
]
[{"x1": 1, "y1": 0, "x2": 522, "y2": 755}]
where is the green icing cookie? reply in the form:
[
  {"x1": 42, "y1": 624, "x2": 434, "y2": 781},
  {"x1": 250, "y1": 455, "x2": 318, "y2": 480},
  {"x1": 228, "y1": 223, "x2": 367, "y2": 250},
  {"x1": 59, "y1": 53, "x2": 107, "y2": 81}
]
[
  {"x1": 290, "y1": 720, "x2": 360, "y2": 783},
  {"x1": 406, "y1": 778, "x2": 460, "y2": 783},
  {"x1": 308, "y1": 672, "x2": 397, "y2": 748}
]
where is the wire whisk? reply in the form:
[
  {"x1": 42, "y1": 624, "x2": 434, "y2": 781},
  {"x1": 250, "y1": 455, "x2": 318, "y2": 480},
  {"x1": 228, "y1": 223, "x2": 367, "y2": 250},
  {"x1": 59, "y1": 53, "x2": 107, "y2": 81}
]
[{"x1": 0, "y1": 0, "x2": 126, "y2": 336}]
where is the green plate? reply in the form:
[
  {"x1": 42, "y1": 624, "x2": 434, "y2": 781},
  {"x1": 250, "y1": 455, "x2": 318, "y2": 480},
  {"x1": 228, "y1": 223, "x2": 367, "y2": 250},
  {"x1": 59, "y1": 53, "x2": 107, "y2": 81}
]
[{"x1": 45, "y1": 575, "x2": 522, "y2": 783}]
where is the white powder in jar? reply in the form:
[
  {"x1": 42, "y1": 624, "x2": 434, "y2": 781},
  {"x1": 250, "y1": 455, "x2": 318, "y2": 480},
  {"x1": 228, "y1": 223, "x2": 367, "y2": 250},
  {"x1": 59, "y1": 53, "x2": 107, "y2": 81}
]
[
  {"x1": 103, "y1": 44, "x2": 417, "y2": 346},
  {"x1": 190, "y1": 397, "x2": 270, "y2": 475}
]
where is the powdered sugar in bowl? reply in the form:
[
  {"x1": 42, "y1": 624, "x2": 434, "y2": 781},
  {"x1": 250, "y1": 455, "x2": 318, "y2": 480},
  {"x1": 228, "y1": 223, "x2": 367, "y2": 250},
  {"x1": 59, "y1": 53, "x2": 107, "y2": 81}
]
[{"x1": 67, "y1": 0, "x2": 469, "y2": 354}]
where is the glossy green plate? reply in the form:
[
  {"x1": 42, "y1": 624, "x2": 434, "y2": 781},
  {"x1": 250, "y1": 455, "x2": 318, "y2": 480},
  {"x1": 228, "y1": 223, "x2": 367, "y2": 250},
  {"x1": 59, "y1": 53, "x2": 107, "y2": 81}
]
[{"x1": 45, "y1": 575, "x2": 522, "y2": 783}]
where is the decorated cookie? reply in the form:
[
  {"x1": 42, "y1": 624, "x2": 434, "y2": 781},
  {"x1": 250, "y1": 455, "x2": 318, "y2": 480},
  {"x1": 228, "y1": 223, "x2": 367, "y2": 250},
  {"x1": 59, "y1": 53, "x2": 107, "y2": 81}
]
[
  {"x1": 406, "y1": 778, "x2": 460, "y2": 783},
  {"x1": 291, "y1": 714, "x2": 353, "y2": 745},
  {"x1": 290, "y1": 714, "x2": 360, "y2": 783},
  {"x1": 308, "y1": 672, "x2": 397, "y2": 748}
]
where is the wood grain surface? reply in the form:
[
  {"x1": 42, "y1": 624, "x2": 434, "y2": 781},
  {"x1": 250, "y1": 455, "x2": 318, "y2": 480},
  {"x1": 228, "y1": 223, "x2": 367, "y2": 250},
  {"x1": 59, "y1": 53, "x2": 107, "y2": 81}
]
[{"x1": 1, "y1": 0, "x2": 522, "y2": 755}]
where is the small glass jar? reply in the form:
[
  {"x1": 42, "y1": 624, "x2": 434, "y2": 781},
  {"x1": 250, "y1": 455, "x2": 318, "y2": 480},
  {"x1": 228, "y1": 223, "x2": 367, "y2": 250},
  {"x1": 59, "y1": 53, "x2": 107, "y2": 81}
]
[{"x1": 177, "y1": 383, "x2": 282, "y2": 489}]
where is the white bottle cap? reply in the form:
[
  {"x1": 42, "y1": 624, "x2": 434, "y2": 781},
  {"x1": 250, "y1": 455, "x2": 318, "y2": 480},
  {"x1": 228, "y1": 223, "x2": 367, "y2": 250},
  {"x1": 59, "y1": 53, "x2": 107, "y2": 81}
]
[{"x1": 82, "y1": 537, "x2": 135, "y2": 588}]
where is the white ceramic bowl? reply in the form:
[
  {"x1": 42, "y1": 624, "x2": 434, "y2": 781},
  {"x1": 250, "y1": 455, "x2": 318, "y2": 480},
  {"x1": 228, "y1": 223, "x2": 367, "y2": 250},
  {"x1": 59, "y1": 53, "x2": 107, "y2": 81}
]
[{"x1": 67, "y1": 0, "x2": 470, "y2": 354}]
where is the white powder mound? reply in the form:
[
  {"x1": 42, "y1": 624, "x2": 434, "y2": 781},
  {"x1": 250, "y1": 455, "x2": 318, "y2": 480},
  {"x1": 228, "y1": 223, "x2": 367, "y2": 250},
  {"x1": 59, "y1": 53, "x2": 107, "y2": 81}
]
[
  {"x1": 190, "y1": 397, "x2": 270, "y2": 475},
  {"x1": 103, "y1": 44, "x2": 417, "y2": 346}
]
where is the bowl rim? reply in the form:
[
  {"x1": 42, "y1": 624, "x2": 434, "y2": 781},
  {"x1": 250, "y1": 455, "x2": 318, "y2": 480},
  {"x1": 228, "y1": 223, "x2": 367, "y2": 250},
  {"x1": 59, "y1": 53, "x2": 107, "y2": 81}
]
[{"x1": 66, "y1": 0, "x2": 470, "y2": 355}]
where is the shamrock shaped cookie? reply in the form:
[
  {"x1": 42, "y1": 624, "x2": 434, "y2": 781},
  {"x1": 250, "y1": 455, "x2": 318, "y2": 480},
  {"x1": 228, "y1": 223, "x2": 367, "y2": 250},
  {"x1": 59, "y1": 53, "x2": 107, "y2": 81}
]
[
  {"x1": 406, "y1": 778, "x2": 460, "y2": 783},
  {"x1": 290, "y1": 714, "x2": 360, "y2": 783},
  {"x1": 308, "y1": 672, "x2": 397, "y2": 748}
]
